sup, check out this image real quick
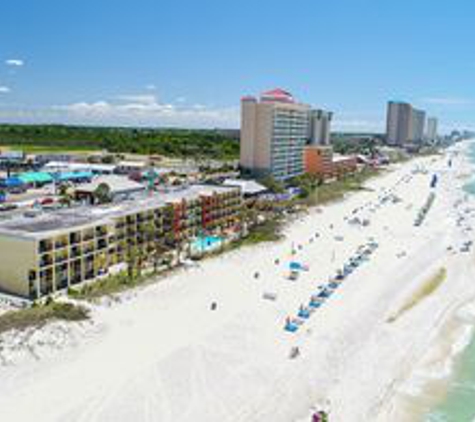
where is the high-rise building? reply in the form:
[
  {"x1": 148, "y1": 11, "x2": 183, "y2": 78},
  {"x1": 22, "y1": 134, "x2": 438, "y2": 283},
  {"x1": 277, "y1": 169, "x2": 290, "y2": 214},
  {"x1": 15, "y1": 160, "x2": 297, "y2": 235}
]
[
  {"x1": 386, "y1": 101, "x2": 426, "y2": 145},
  {"x1": 411, "y1": 108, "x2": 426, "y2": 143},
  {"x1": 308, "y1": 109, "x2": 333, "y2": 145},
  {"x1": 240, "y1": 89, "x2": 333, "y2": 180},
  {"x1": 240, "y1": 89, "x2": 311, "y2": 180},
  {"x1": 426, "y1": 117, "x2": 438, "y2": 141},
  {"x1": 386, "y1": 101, "x2": 413, "y2": 146}
]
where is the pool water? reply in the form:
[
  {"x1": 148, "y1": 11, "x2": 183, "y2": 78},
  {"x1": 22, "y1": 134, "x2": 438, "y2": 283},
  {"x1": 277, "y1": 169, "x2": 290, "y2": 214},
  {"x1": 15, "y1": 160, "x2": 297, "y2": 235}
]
[{"x1": 192, "y1": 235, "x2": 223, "y2": 252}]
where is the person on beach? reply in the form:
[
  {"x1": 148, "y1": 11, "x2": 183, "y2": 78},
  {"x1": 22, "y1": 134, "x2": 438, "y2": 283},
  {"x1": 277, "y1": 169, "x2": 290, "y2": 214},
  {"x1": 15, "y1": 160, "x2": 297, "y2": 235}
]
[
  {"x1": 254, "y1": 271, "x2": 260, "y2": 279},
  {"x1": 210, "y1": 302, "x2": 217, "y2": 311}
]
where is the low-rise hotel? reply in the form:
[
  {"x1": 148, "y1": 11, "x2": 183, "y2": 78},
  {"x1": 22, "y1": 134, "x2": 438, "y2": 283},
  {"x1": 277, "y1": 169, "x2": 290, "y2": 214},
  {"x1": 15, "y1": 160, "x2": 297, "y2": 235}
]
[{"x1": 0, "y1": 185, "x2": 242, "y2": 299}]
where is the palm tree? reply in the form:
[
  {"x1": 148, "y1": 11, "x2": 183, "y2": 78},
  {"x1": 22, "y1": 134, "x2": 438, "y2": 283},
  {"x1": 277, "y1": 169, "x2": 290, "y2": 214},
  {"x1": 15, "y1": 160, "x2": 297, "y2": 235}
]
[
  {"x1": 58, "y1": 184, "x2": 73, "y2": 208},
  {"x1": 94, "y1": 183, "x2": 112, "y2": 205}
]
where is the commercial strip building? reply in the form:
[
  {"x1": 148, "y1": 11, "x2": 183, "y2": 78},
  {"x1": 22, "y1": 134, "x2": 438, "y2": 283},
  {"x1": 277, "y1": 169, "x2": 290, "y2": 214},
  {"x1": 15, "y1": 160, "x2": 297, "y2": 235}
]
[
  {"x1": 386, "y1": 101, "x2": 428, "y2": 146},
  {"x1": 0, "y1": 184, "x2": 242, "y2": 299},
  {"x1": 240, "y1": 89, "x2": 333, "y2": 181}
]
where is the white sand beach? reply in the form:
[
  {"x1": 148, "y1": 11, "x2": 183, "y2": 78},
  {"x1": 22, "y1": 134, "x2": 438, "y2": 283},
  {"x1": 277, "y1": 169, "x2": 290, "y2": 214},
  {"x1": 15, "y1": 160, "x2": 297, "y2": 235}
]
[{"x1": 0, "y1": 145, "x2": 474, "y2": 422}]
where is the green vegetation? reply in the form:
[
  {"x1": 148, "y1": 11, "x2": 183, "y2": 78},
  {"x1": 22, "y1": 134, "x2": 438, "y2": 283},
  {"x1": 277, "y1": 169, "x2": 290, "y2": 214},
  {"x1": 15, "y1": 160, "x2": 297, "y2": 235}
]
[
  {"x1": 68, "y1": 260, "x2": 176, "y2": 300},
  {"x1": 260, "y1": 176, "x2": 286, "y2": 194},
  {"x1": 331, "y1": 133, "x2": 383, "y2": 155},
  {"x1": 293, "y1": 168, "x2": 381, "y2": 206},
  {"x1": 387, "y1": 268, "x2": 447, "y2": 323},
  {"x1": 3, "y1": 144, "x2": 100, "y2": 153},
  {"x1": 237, "y1": 218, "x2": 283, "y2": 246},
  {"x1": 68, "y1": 272, "x2": 150, "y2": 300},
  {"x1": 0, "y1": 300, "x2": 89, "y2": 334},
  {"x1": 0, "y1": 124, "x2": 239, "y2": 159}
]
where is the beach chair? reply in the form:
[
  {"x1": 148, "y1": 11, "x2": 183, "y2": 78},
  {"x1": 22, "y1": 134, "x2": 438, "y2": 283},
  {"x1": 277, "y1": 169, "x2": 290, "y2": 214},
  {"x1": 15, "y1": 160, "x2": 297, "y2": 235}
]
[
  {"x1": 284, "y1": 323, "x2": 298, "y2": 333},
  {"x1": 284, "y1": 317, "x2": 299, "y2": 332},
  {"x1": 318, "y1": 289, "x2": 331, "y2": 299},
  {"x1": 309, "y1": 295, "x2": 323, "y2": 308},
  {"x1": 298, "y1": 306, "x2": 310, "y2": 319}
]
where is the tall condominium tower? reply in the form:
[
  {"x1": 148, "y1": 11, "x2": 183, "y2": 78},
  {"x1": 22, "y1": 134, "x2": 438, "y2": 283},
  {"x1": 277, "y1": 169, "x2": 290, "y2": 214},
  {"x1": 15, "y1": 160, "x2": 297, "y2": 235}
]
[
  {"x1": 308, "y1": 109, "x2": 333, "y2": 145},
  {"x1": 412, "y1": 108, "x2": 426, "y2": 143},
  {"x1": 240, "y1": 89, "x2": 311, "y2": 180},
  {"x1": 386, "y1": 101, "x2": 413, "y2": 146},
  {"x1": 386, "y1": 101, "x2": 427, "y2": 145},
  {"x1": 426, "y1": 117, "x2": 438, "y2": 141}
]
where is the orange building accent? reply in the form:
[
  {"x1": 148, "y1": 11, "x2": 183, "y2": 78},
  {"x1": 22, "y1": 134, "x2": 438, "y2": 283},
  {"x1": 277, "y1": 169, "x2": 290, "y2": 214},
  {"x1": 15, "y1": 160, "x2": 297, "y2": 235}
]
[
  {"x1": 304, "y1": 146, "x2": 334, "y2": 179},
  {"x1": 304, "y1": 145, "x2": 357, "y2": 179}
]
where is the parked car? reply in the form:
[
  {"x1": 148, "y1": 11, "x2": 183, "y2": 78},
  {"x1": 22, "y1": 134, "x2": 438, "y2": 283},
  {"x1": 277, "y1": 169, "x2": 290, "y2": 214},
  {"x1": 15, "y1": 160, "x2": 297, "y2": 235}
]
[{"x1": 0, "y1": 203, "x2": 18, "y2": 212}]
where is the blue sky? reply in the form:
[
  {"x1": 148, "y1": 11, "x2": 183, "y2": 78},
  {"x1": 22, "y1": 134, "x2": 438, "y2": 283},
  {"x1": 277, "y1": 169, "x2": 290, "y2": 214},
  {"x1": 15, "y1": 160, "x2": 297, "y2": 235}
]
[{"x1": 0, "y1": 0, "x2": 474, "y2": 132}]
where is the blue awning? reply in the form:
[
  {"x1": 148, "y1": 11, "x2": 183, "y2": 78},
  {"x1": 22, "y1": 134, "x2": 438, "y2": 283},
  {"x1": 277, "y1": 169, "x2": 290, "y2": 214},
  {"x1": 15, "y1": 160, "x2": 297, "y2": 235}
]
[
  {"x1": 54, "y1": 171, "x2": 93, "y2": 182},
  {"x1": 1, "y1": 177, "x2": 25, "y2": 188}
]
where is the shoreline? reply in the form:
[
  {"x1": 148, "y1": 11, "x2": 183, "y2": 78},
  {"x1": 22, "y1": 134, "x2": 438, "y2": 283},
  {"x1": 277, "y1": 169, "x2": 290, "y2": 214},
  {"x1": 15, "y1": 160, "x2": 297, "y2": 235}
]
[{"x1": 374, "y1": 141, "x2": 475, "y2": 421}]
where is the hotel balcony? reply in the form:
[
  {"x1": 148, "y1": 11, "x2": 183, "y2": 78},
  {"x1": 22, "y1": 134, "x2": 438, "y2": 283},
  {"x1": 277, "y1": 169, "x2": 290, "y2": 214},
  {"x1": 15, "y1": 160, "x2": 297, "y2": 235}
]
[
  {"x1": 54, "y1": 236, "x2": 68, "y2": 249},
  {"x1": 40, "y1": 254, "x2": 53, "y2": 267},
  {"x1": 69, "y1": 232, "x2": 81, "y2": 245},
  {"x1": 39, "y1": 239, "x2": 53, "y2": 253}
]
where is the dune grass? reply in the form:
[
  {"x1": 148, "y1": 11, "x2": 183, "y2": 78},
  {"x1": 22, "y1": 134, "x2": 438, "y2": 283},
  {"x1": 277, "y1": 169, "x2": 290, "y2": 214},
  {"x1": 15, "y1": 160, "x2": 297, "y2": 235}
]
[
  {"x1": 68, "y1": 272, "x2": 153, "y2": 300},
  {"x1": 304, "y1": 169, "x2": 381, "y2": 206},
  {"x1": 387, "y1": 268, "x2": 447, "y2": 323},
  {"x1": 0, "y1": 301, "x2": 89, "y2": 334}
]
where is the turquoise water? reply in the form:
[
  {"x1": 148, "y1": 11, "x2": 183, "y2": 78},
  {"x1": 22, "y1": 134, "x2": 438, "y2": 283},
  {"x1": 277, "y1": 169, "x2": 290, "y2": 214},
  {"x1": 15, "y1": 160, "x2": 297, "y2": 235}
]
[
  {"x1": 426, "y1": 142, "x2": 475, "y2": 422},
  {"x1": 427, "y1": 336, "x2": 475, "y2": 421},
  {"x1": 463, "y1": 142, "x2": 475, "y2": 195},
  {"x1": 191, "y1": 235, "x2": 222, "y2": 252}
]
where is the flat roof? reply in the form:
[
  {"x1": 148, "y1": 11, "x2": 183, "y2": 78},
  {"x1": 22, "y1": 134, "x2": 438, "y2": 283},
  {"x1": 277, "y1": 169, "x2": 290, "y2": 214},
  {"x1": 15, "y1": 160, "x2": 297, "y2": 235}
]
[
  {"x1": 0, "y1": 184, "x2": 239, "y2": 240},
  {"x1": 75, "y1": 175, "x2": 145, "y2": 194}
]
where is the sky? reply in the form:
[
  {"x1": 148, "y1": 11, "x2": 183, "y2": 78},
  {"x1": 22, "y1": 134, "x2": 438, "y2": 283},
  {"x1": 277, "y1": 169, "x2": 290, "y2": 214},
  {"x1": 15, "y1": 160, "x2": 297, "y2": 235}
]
[{"x1": 1, "y1": 0, "x2": 475, "y2": 133}]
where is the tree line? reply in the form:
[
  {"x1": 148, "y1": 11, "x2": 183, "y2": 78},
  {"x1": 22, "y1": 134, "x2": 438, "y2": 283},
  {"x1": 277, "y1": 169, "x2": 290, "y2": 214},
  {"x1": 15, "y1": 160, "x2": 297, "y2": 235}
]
[{"x1": 0, "y1": 124, "x2": 240, "y2": 159}]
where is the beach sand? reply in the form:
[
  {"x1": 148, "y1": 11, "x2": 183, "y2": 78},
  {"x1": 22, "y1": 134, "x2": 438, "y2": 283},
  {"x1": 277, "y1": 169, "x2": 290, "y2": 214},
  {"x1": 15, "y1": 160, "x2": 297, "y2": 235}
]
[{"x1": 0, "y1": 145, "x2": 473, "y2": 422}]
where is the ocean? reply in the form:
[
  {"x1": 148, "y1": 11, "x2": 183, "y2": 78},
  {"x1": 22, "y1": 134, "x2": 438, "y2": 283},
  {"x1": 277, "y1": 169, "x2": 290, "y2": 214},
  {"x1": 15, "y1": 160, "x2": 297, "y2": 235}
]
[
  {"x1": 427, "y1": 335, "x2": 475, "y2": 421},
  {"x1": 424, "y1": 142, "x2": 475, "y2": 422}
]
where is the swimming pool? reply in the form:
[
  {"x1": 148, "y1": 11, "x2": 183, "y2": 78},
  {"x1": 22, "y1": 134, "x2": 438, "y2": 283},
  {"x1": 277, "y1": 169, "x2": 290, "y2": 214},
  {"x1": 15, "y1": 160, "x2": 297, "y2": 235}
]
[{"x1": 191, "y1": 235, "x2": 223, "y2": 253}]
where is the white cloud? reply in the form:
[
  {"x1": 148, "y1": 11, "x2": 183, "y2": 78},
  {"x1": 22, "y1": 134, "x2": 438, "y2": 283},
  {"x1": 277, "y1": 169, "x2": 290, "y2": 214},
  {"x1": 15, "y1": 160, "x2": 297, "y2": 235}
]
[
  {"x1": 5, "y1": 59, "x2": 24, "y2": 67},
  {"x1": 116, "y1": 94, "x2": 158, "y2": 105},
  {"x1": 52, "y1": 94, "x2": 239, "y2": 128},
  {"x1": 145, "y1": 84, "x2": 157, "y2": 91},
  {"x1": 0, "y1": 86, "x2": 11, "y2": 93}
]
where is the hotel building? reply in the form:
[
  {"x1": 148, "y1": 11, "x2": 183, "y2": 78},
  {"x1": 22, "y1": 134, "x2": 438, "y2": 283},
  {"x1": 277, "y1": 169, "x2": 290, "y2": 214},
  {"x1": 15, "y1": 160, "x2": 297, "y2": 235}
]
[
  {"x1": 304, "y1": 145, "x2": 357, "y2": 179},
  {"x1": 0, "y1": 185, "x2": 242, "y2": 299},
  {"x1": 240, "y1": 89, "x2": 311, "y2": 181}
]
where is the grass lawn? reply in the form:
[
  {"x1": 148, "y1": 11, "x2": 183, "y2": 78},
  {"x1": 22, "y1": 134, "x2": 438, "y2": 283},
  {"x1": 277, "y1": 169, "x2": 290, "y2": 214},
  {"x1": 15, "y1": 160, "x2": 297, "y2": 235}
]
[{"x1": 2, "y1": 144, "x2": 101, "y2": 154}]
